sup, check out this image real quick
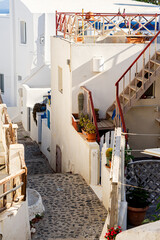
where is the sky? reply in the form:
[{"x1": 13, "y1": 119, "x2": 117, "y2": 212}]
[{"x1": 0, "y1": 0, "x2": 9, "y2": 14}]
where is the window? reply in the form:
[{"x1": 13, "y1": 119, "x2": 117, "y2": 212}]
[
  {"x1": 0, "y1": 74, "x2": 4, "y2": 93},
  {"x1": 20, "y1": 21, "x2": 27, "y2": 44},
  {"x1": 18, "y1": 75, "x2": 22, "y2": 81},
  {"x1": 58, "y1": 66, "x2": 63, "y2": 93}
]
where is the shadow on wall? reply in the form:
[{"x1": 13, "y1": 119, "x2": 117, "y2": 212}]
[
  {"x1": 35, "y1": 13, "x2": 45, "y2": 67},
  {"x1": 72, "y1": 44, "x2": 140, "y2": 117},
  {"x1": 17, "y1": 1, "x2": 46, "y2": 79},
  {"x1": 25, "y1": 64, "x2": 51, "y2": 88}
]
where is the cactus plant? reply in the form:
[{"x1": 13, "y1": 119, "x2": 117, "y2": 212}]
[{"x1": 78, "y1": 93, "x2": 84, "y2": 115}]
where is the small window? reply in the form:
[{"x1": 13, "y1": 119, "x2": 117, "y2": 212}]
[
  {"x1": 0, "y1": 74, "x2": 4, "y2": 93},
  {"x1": 20, "y1": 21, "x2": 27, "y2": 44},
  {"x1": 18, "y1": 75, "x2": 22, "y2": 81},
  {"x1": 58, "y1": 66, "x2": 63, "y2": 93}
]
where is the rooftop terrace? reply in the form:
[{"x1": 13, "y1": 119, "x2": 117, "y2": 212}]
[{"x1": 56, "y1": 11, "x2": 160, "y2": 43}]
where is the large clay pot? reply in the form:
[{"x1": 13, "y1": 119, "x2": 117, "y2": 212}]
[
  {"x1": 86, "y1": 132, "x2": 96, "y2": 141},
  {"x1": 127, "y1": 206, "x2": 149, "y2": 226}
]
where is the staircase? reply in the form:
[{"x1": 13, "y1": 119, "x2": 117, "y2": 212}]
[{"x1": 106, "y1": 31, "x2": 160, "y2": 135}]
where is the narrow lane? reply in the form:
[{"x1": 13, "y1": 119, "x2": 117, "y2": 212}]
[{"x1": 17, "y1": 123, "x2": 107, "y2": 240}]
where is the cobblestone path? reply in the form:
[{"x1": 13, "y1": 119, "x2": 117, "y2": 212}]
[{"x1": 17, "y1": 123, "x2": 107, "y2": 240}]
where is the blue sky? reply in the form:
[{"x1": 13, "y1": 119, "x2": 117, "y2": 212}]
[{"x1": 0, "y1": 0, "x2": 9, "y2": 14}]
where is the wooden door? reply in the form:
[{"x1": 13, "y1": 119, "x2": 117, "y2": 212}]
[{"x1": 56, "y1": 145, "x2": 62, "y2": 173}]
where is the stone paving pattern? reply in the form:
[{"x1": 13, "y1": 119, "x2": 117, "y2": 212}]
[{"x1": 17, "y1": 123, "x2": 107, "y2": 240}]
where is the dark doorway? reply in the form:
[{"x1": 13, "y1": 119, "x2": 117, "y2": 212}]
[{"x1": 56, "y1": 145, "x2": 62, "y2": 173}]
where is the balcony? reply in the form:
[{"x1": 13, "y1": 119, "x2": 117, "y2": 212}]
[{"x1": 56, "y1": 11, "x2": 159, "y2": 44}]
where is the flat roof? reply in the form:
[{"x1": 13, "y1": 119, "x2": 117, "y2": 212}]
[{"x1": 19, "y1": 0, "x2": 160, "y2": 14}]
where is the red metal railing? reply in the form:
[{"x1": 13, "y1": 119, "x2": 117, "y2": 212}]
[
  {"x1": 56, "y1": 11, "x2": 159, "y2": 41},
  {"x1": 115, "y1": 30, "x2": 160, "y2": 139},
  {"x1": 81, "y1": 86, "x2": 100, "y2": 143}
]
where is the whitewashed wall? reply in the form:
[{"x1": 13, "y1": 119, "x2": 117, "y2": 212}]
[
  {"x1": 30, "y1": 112, "x2": 38, "y2": 142},
  {"x1": 23, "y1": 64, "x2": 51, "y2": 88},
  {"x1": 22, "y1": 84, "x2": 50, "y2": 131},
  {"x1": 0, "y1": 15, "x2": 13, "y2": 106},
  {"x1": 0, "y1": 201, "x2": 31, "y2": 240},
  {"x1": 101, "y1": 144, "x2": 111, "y2": 210},
  {"x1": 40, "y1": 119, "x2": 51, "y2": 163},
  {"x1": 51, "y1": 37, "x2": 99, "y2": 184},
  {"x1": 71, "y1": 43, "x2": 156, "y2": 118},
  {"x1": 2, "y1": 1, "x2": 53, "y2": 110}
]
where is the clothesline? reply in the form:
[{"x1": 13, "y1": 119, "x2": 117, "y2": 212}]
[{"x1": 122, "y1": 132, "x2": 160, "y2": 136}]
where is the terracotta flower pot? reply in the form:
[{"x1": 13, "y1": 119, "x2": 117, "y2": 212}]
[
  {"x1": 126, "y1": 37, "x2": 145, "y2": 44},
  {"x1": 127, "y1": 206, "x2": 149, "y2": 226},
  {"x1": 72, "y1": 113, "x2": 79, "y2": 131},
  {"x1": 106, "y1": 160, "x2": 111, "y2": 168},
  {"x1": 86, "y1": 132, "x2": 96, "y2": 141},
  {"x1": 82, "y1": 129, "x2": 96, "y2": 141}
]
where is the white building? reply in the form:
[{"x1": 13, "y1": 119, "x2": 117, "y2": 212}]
[
  {"x1": 50, "y1": 5, "x2": 160, "y2": 184},
  {"x1": 0, "y1": 0, "x2": 55, "y2": 129},
  {"x1": 0, "y1": 0, "x2": 159, "y2": 122}
]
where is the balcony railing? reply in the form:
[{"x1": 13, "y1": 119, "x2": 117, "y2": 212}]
[
  {"x1": 56, "y1": 11, "x2": 160, "y2": 42},
  {"x1": 0, "y1": 104, "x2": 27, "y2": 211}
]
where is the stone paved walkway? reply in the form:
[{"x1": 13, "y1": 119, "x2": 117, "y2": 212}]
[{"x1": 17, "y1": 123, "x2": 107, "y2": 240}]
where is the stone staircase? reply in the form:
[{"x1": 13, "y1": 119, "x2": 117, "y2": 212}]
[{"x1": 106, "y1": 50, "x2": 160, "y2": 121}]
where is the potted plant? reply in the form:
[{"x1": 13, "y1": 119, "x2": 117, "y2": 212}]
[
  {"x1": 72, "y1": 93, "x2": 84, "y2": 132},
  {"x1": 106, "y1": 148, "x2": 112, "y2": 168},
  {"x1": 125, "y1": 148, "x2": 134, "y2": 167},
  {"x1": 84, "y1": 120, "x2": 96, "y2": 141},
  {"x1": 126, "y1": 184, "x2": 151, "y2": 226},
  {"x1": 104, "y1": 226, "x2": 122, "y2": 239},
  {"x1": 79, "y1": 114, "x2": 89, "y2": 134}
]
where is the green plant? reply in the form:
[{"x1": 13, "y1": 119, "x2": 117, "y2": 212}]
[
  {"x1": 143, "y1": 196, "x2": 160, "y2": 224},
  {"x1": 127, "y1": 187, "x2": 151, "y2": 208},
  {"x1": 125, "y1": 148, "x2": 134, "y2": 166},
  {"x1": 106, "y1": 148, "x2": 113, "y2": 161},
  {"x1": 85, "y1": 120, "x2": 96, "y2": 134},
  {"x1": 79, "y1": 113, "x2": 89, "y2": 128}
]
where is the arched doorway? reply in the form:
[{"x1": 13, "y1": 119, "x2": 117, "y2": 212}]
[{"x1": 56, "y1": 145, "x2": 62, "y2": 173}]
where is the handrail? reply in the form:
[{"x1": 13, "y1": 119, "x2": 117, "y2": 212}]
[
  {"x1": 56, "y1": 11, "x2": 159, "y2": 41},
  {"x1": 0, "y1": 182, "x2": 24, "y2": 199},
  {"x1": 0, "y1": 104, "x2": 27, "y2": 208},
  {"x1": 0, "y1": 169, "x2": 25, "y2": 185},
  {"x1": 116, "y1": 30, "x2": 160, "y2": 85},
  {"x1": 81, "y1": 86, "x2": 100, "y2": 143},
  {"x1": 115, "y1": 30, "x2": 160, "y2": 140}
]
